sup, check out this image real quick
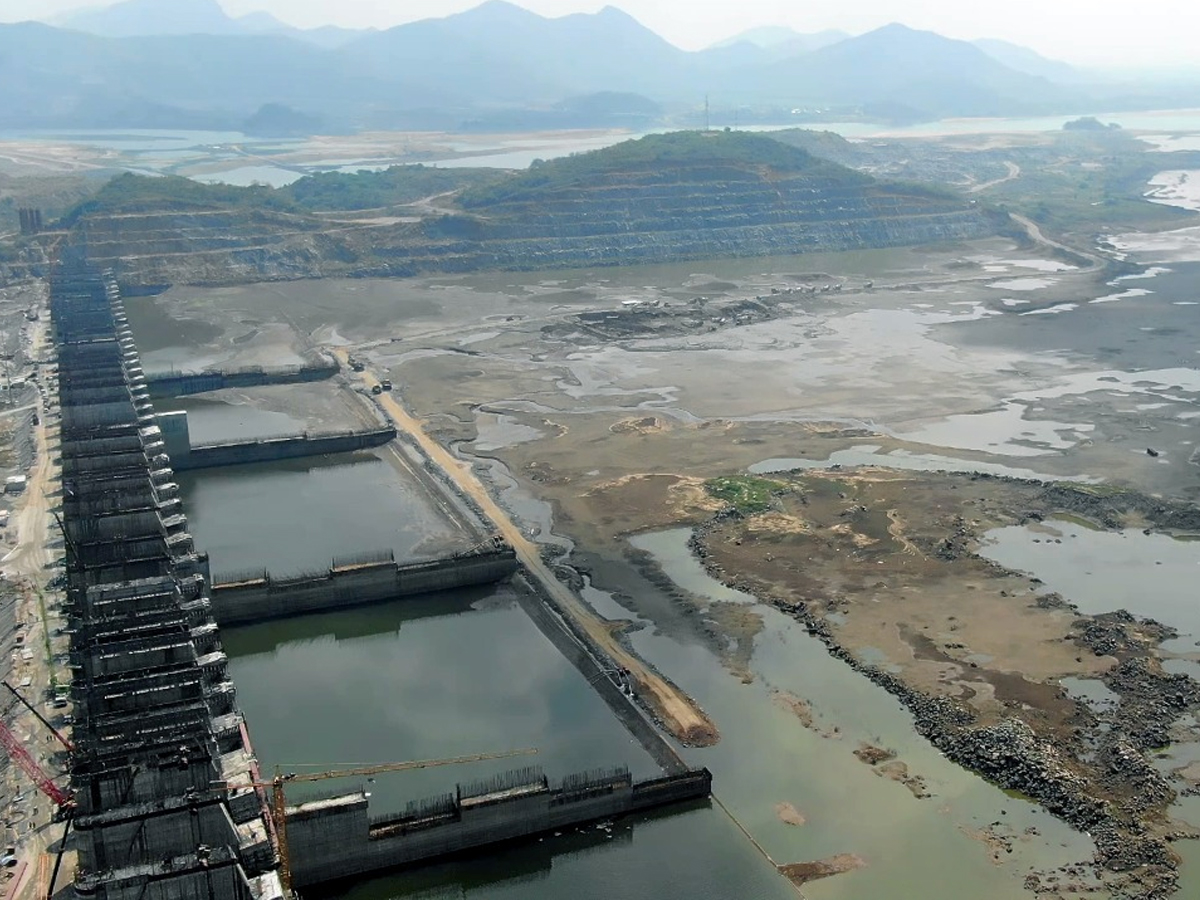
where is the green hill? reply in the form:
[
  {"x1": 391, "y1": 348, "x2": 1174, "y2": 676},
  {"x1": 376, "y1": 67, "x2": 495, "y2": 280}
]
[{"x1": 461, "y1": 130, "x2": 868, "y2": 208}]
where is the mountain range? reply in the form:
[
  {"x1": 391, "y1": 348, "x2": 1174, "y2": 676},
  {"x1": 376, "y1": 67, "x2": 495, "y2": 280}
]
[
  {"x1": 54, "y1": 0, "x2": 369, "y2": 46},
  {"x1": 0, "y1": 0, "x2": 1181, "y2": 133}
]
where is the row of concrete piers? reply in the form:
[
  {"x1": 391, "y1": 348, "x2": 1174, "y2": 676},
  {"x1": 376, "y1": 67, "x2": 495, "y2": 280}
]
[{"x1": 51, "y1": 264, "x2": 284, "y2": 900}]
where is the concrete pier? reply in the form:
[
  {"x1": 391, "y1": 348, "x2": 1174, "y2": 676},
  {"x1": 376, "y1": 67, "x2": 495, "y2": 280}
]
[
  {"x1": 145, "y1": 362, "x2": 339, "y2": 399},
  {"x1": 51, "y1": 265, "x2": 284, "y2": 900},
  {"x1": 170, "y1": 426, "x2": 398, "y2": 471},
  {"x1": 209, "y1": 542, "x2": 518, "y2": 626},
  {"x1": 286, "y1": 767, "x2": 712, "y2": 888}
]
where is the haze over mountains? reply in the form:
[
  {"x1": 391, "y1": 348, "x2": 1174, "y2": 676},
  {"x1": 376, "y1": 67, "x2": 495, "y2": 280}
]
[{"x1": 0, "y1": 0, "x2": 1189, "y2": 133}]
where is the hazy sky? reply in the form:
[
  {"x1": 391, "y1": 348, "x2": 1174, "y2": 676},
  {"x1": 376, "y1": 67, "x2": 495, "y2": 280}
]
[{"x1": 1, "y1": 0, "x2": 1191, "y2": 68}]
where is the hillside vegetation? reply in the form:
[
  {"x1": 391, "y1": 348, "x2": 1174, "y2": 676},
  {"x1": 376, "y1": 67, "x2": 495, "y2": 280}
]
[
  {"x1": 286, "y1": 165, "x2": 502, "y2": 211},
  {"x1": 61, "y1": 165, "x2": 504, "y2": 223},
  {"x1": 460, "y1": 130, "x2": 869, "y2": 208},
  {"x1": 60, "y1": 130, "x2": 995, "y2": 285}
]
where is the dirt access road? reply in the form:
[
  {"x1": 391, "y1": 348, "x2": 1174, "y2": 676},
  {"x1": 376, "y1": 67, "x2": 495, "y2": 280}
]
[
  {"x1": 334, "y1": 349, "x2": 718, "y2": 746},
  {"x1": 1, "y1": 317, "x2": 73, "y2": 900}
]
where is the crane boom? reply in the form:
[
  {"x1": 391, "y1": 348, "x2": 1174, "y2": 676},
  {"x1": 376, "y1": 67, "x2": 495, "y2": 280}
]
[
  {"x1": 277, "y1": 748, "x2": 537, "y2": 784},
  {"x1": 0, "y1": 719, "x2": 71, "y2": 808},
  {"x1": 3, "y1": 680, "x2": 75, "y2": 751}
]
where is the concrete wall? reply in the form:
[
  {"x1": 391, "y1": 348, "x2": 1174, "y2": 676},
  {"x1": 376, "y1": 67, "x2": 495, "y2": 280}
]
[
  {"x1": 209, "y1": 549, "x2": 518, "y2": 626},
  {"x1": 158, "y1": 410, "x2": 191, "y2": 463},
  {"x1": 145, "y1": 363, "x2": 338, "y2": 399},
  {"x1": 173, "y1": 427, "x2": 395, "y2": 471},
  {"x1": 287, "y1": 769, "x2": 711, "y2": 888}
]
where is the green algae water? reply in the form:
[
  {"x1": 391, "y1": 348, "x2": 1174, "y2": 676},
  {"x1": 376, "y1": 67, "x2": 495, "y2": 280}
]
[{"x1": 223, "y1": 589, "x2": 797, "y2": 900}]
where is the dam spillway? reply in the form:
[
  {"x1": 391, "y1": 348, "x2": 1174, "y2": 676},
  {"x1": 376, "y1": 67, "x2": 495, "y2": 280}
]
[
  {"x1": 50, "y1": 266, "x2": 713, "y2": 895},
  {"x1": 51, "y1": 265, "x2": 284, "y2": 900}
]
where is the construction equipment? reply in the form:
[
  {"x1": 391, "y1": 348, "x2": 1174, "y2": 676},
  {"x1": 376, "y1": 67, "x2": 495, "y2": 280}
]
[
  {"x1": 0, "y1": 719, "x2": 72, "y2": 810},
  {"x1": 3, "y1": 680, "x2": 75, "y2": 752},
  {"x1": 225, "y1": 747, "x2": 537, "y2": 895}
]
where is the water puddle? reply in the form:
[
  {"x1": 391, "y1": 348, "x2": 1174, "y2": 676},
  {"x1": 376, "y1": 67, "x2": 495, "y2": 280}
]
[
  {"x1": 1089, "y1": 288, "x2": 1152, "y2": 305},
  {"x1": 1146, "y1": 170, "x2": 1200, "y2": 213},
  {"x1": 191, "y1": 164, "x2": 303, "y2": 187},
  {"x1": 979, "y1": 523, "x2": 1200, "y2": 636},
  {"x1": 897, "y1": 401, "x2": 1093, "y2": 457},
  {"x1": 988, "y1": 277, "x2": 1058, "y2": 291},
  {"x1": 472, "y1": 412, "x2": 546, "y2": 452},
  {"x1": 1060, "y1": 677, "x2": 1119, "y2": 714},
  {"x1": 1018, "y1": 303, "x2": 1078, "y2": 316}
]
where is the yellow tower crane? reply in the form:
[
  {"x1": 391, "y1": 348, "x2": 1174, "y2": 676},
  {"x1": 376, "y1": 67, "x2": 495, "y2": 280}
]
[{"x1": 231, "y1": 748, "x2": 537, "y2": 896}]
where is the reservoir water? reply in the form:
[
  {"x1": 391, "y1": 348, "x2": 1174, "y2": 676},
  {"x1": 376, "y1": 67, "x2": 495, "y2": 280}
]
[
  {"x1": 166, "y1": 390, "x2": 1099, "y2": 899},
  {"x1": 178, "y1": 452, "x2": 462, "y2": 578}
]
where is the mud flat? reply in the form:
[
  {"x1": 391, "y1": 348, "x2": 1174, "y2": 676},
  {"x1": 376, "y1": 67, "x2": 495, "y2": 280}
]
[{"x1": 127, "y1": 233, "x2": 1200, "y2": 897}]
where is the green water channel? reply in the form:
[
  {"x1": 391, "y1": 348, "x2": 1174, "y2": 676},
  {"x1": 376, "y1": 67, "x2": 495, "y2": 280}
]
[
  {"x1": 177, "y1": 452, "x2": 461, "y2": 579},
  {"x1": 622, "y1": 528, "x2": 1094, "y2": 900},
  {"x1": 169, "y1": 402, "x2": 797, "y2": 900},
  {"x1": 176, "y1": 403, "x2": 1097, "y2": 899}
]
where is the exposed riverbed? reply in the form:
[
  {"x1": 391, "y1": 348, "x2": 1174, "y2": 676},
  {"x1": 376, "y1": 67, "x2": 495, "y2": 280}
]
[{"x1": 131, "y1": 228, "x2": 1200, "y2": 898}]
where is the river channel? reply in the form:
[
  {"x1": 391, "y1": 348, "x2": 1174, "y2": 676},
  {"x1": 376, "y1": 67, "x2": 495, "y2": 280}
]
[
  {"x1": 172, "y1": 390, "x2": 1096, "y2": 900},
  {"x1": 156, "y1": 397, "x2": 795, "y2": 899}
]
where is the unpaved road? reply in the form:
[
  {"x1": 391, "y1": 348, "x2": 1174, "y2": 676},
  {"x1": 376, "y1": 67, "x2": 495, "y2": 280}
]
[
  {"x1": 3, "y1": 322, "x2": 55, "y2": 579},
  {"x1": 1009, "y1": 211, "x2": 1103, "y2": 270},
  {"x1": 968, "y1": 160, "x2": 1020, "y2": 193},
  {"x1": 334, "y1": 349, "x2": 718, "y2": 746}
]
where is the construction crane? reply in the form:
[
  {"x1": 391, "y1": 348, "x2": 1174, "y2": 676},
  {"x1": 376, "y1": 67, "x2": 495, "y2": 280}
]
[
  {"x1": 0, "y1": 718, "x2": 72, "y2": 810},
  {"x1": 3, "y1": 680, "x2": 75, "y2": 752},
  {"x1": 225, "y1": 747, "x2": 537, "y2": 895}
]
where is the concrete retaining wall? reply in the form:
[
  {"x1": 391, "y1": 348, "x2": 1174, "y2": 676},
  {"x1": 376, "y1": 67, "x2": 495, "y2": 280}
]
[
  {"x1": 210, "y1": 548, "x2": 518, "y2": 626},
  {"x1": 172, "y1": 427, "x2": 396, "y2": 471},
  {"x1": 145, "y1": 363, "x2": 338, "y2": 399},
  {"x1": 287, "y1": 768, "x2": 711, "y2": 888}
]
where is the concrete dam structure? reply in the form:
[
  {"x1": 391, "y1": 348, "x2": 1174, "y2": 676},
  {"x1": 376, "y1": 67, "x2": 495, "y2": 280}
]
[
  {"x1": 51, "y1": 265, "x2": 284, "y2": 900},
  {"x1": 160, "y1": 417, "x2": 397, "y2": 472},
  {"x1": 210, "y1": 543, "x2": 518, "y2": 626},
  {"x1": 49, "y1": 266, "x2": 714, "y2": 895},
  {"x1": 144, "y1": 362, "x2": 339, "y2": 400},
  {"x1": 288, "y1": 767, "x2": 713, "y2": 889}
]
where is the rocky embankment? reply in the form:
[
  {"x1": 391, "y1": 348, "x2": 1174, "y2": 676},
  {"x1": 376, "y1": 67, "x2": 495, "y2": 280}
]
[{"x1": 686, "y1": 475, "x2": 1200, "y2": 900}]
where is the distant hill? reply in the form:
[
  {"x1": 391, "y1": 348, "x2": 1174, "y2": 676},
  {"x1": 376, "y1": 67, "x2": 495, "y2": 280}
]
[
  {"x1": 59, "y1": 0, "x2": 369, "y2": 46},
  {"x1": 1, "y1": 3, "x2": 1122, "y2": 132},
  {"x1": 60, "y1": 0, "x2": 237, "y2": 35},
  {"x1": 344, "y1": 1, "x2": 689, "y2": 102},
  {"x1": 65, "y1": 131, "x2": 996, "y2": 285},
  {"x1": 739, "y1": 24, "x2": 1070, "y2": 119},
  {"x1": 0, "y1": 21, "x2": 458, "y2": 131},
  {"x1": 708, "y1": 25, "x2": 851, "y2": 64},
  {"x1": 710, "y1": 25, "x2": 849, "y2": 52},
  {"x1": 971, "y1": 39, "x2": 1082, "y2": 83}
]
